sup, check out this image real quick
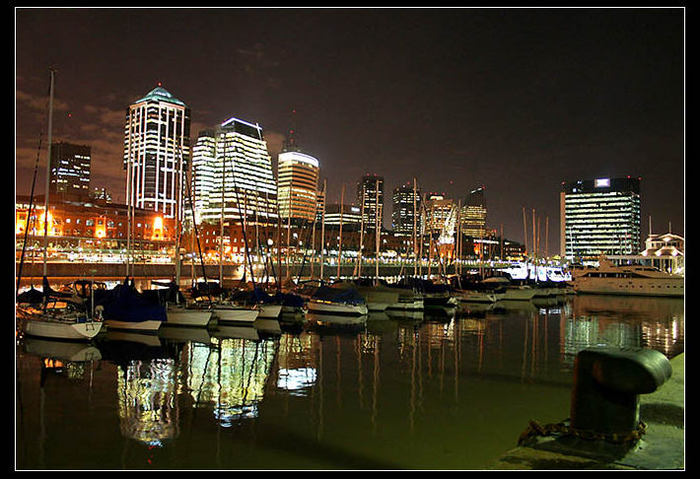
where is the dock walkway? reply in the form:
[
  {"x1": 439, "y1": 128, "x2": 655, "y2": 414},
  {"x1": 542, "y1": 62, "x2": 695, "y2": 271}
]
[{"x1": 489, "y1": 353, "x2": 685, "y2": 470}]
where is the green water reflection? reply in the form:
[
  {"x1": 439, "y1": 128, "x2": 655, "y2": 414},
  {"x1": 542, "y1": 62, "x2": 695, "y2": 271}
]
[{"x1": 15, "y1": 294, "x2": 683, "y2": 470}]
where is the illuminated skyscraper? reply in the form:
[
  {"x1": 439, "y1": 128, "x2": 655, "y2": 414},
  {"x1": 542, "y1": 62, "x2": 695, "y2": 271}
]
[
  {"x1": 49, "y1": 141, "x2": 91, "y2": 200},
  {"x1": 192, "y1": 117, "x2": 277, "y2": 225},
  {"x1": 560, "y1": 177, "x2": 641, "y2": 260},
  {"x1": 123, "y1": 85, "x2": 191, "y2": 219},
  {"x1": 275, "y1": 115, "x2": 319, "y2": 224},
  {"x1": 357, "y1": 174, "x2": 384, "y2": 231},
  {"x1": 460, "y1": 186, "x2": 487, "y2": 238},
  {"x1": 426, "y1": 194, "x2": 455, "y2": 234},
  {"x1": 392, "y1": 183, "x2": 421, "y2": 236}
]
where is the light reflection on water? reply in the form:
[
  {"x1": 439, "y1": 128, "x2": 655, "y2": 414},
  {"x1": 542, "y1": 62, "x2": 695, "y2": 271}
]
[{"x1": 16, "y1": 294, "x2": 683, "y2": 470}]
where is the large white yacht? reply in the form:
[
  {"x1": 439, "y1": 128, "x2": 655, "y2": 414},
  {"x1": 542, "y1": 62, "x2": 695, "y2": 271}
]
[{"x1": 573, "y1": 256, "x2": 684, "y2": 297}]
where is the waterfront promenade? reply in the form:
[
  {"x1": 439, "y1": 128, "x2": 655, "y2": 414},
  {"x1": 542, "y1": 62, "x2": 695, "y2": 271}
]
[{"x1": 489, "y1": 352, "x2": 685, "y2": 470}]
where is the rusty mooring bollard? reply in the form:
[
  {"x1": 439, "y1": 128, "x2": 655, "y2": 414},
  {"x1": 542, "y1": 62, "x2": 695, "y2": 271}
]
[{"x1": 570, "y1": 347, "x2": 672, "y2": 437}]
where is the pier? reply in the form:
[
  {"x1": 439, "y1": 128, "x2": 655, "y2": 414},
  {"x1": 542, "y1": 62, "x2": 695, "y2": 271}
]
[{"x1": 489, "y1": 352, "x2": 685, "y2": 470}]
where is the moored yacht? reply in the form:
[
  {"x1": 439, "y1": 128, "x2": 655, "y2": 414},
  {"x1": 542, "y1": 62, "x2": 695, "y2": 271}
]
[{"x1": 573, "y1": 256, "x2": 684, "y2": 297}]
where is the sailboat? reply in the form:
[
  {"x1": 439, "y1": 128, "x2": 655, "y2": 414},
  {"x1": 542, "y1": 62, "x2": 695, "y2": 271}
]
[
  {"x1": 159, "y1": 150, "x2": 213, "y2": 328},
  {"x1": 16, "y1": 69, "x2": 103, "y2": 341}
]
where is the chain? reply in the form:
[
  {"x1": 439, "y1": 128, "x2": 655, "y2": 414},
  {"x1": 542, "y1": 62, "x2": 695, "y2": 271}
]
[{"x1": 518, "y1": 419, "x2": 647, "y2": 447}]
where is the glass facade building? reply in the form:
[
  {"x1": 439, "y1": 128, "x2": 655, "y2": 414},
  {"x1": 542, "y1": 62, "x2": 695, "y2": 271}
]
[
  {"x1": 357, "y1": 174, "x2": 384, "y2": 232},
  {"x1": 192, "y1": 117, "x2": 278, "y2": 225},
  {"x1": 560, "y1": 177, "x2": 641, "y2": 260},
  {"x1": 277, "y1": 151, "x2": 320, "y2": 223},
  {"x1": 391, "y1": 183, "x2": 421, "y2": 236},
  {"x1": 460, "y1": 186, "x2": 487, "y2": 238},
  {"x1": 123, "y1": 86, "x2": 191, "y2": 219},
  {"x1": 49, "y1": 141, "x2": 91, "y2": 200}
]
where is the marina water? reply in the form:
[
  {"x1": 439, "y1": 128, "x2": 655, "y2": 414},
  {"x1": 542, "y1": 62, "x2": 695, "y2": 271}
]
[{"x1": 16, "y1": 294, "x2": 683, "y2": 470}]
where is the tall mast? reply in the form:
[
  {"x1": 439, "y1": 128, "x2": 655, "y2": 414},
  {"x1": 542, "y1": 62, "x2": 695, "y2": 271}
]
[
  {"x1": 319, "y1": 179, "x2": 326, "y2": 282},
  {"x1": 337, "y1": 184, "x2": 345, "y2": 280},
  {"x1": 522, "y1": 207, "x2": 528, "y2": 258},
  {"x1": 175, "y1": 144, "x2": 183, "y2": 287},
  {"x1": 42, "y1": 69, "x2": 55, "y2": 278},
  {"x1": 357, "y1": 190, "x2": 365, "y2": 278},
  {"x1": 413, "y1": 178, "x2": 417, "y2": 278},
  {"x1": 219, "y1": 136, "x2": 226, "y2": 285},
  {"x1": 375, "y1": 179, "x2": 380, "y2": 284}
]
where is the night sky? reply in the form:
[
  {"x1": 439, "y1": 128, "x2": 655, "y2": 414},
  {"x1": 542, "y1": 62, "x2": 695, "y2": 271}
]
[{"x1": 15, "y1": 8, "x2": 685, "y2": 252}]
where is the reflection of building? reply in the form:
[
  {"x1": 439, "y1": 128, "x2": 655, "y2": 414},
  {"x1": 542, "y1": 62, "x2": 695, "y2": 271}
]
[
  {"x1": 117, "y1": 358, "x2": 178, "y2": 447},
  {"x1": 123, "y1": 85, "x2": 191, "y2": 219},
  {"x1": 391, "y1": 183, "x2": 421, "y2": 236},
  {"x1": 357, "y1": 174, "x2": 384, "y2": 232},
  {"x1": 192, "y1": 117, "x2": 278, "y2": 226},
  {"x1": 186, "y1": 338, "x2": 276, "y2": 427},
  {"x1": 560, "y1": 177, "x2": 641, "y2": 260},
  {"x1": 49, "y1": 141, "x2": 91, "y2": 201},
  {"x1": 276, "y1": 334, "x2": 318, "y2": 397}
]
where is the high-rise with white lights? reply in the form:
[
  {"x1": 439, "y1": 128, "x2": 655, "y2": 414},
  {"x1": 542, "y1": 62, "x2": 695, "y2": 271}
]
[
  {"x1": 560, "y1": 177, "x2": 641, "y2": 260},
  {"x1": 357, "y1": 174, "x2": 384, "y2": 232},
  {"x1": 49, "y1": 141, "x2": 91, "y2": 200},
  {"x1": 392, "y1": 183, "x2": 421, "y2": 236},
  {"x1": 192, "y1": 117, "x2": 278, "y2": 225},
  {"x1": 123, "y1": 85, "x2": 191, "y2": 219},
  {"x1": 460, "y1": 186, "x2": 487, "y2": 238}
]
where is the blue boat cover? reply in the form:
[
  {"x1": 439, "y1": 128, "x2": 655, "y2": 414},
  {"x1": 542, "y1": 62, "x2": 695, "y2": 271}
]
[
  {"x1": 94, "y1": 284, "x2": 166, "y2": 323},
  {"x1": 312, "y1": 285, "x2": 365, "y2": 305}
]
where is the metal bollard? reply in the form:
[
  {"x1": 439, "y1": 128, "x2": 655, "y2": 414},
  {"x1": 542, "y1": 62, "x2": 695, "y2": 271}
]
[{"x1": 570, "y1": 347, "x2": 672, "y2": 437}]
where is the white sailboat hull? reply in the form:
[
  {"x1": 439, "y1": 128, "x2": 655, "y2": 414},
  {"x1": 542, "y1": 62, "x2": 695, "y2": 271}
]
[
  {"x1": 213, "y1": 307, "x2": 259, "y2": 323},
  {"x1": 21, "y1": 318, "x2": 103, "y2": 341},
  {"x1": 166, "y1": 307, "x2": 213, "y2": 327},
  {"x1": 454, "y1": 290, "x2": 499, "y2": 303},
  {"x1": 307, "y1": 300, "x2": 369, "y2": 316},
  {"x1": 501, "y1": 287, "x2": 537, "y2": 301},
  {"x1": 104, "y1": 319, "x2": 162, "y2": 333},
  {"x1": 386, "y1": 299, "x2": 425, "y2": 311},
  {"x1": 257, "y1": 304, "x2": 282, "y2": 319}
]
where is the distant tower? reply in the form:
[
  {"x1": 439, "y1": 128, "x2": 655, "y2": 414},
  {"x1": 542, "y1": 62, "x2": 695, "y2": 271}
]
[
  {"x1": 561, "y1": 177, "x2": 641, "y2": 260},
  {"x1": 123, "y1": 84, "x2": 191, "y2": 219},
  {"x1": 357, "y1": 174, "x2": 384, "y2": 232},
  {"x1": 49, "y1": 141, "x2": 91, "y2": 201},
  {"x1": 461, "y1": 186, "x2": 487, "y2": 238},
  {"x1": 192, "y1": 116, "x2": 278, "y2": 225},
  {"x1": 277, "y1": 109, "x2": 320, "y2": 223},
  {"x1": 392, "y1": 183, "x2": 421, "y2": 236}
]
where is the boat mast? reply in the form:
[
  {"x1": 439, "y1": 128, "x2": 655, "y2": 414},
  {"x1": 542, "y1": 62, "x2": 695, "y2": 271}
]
[
  {"x1": 375, "y1": 178, "x2": 380, "y2": 284},
  {"x1": 413, "y1": 178, "x2": 417, "y2": 278},
  {"x1": 219, "y1": 137, "x2": 226, "y2": 285},
  {"x1": 337, "y1": 184, "x2": 345, "y2": 280},
  {"x1": 357, "y1": 191, "x2": 364, "y2": 279},
  {"x1": 319, "y1": 179, "x2": 326, "y2": 282},
  {"x1": 175, "y1": 141, "x2": 183, "y2": 287},
  {"x1": 42, "y1": 68, "x2": 55, "y2": 279}
]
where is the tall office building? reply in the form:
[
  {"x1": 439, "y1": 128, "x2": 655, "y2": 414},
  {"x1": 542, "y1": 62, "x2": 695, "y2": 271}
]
[
  {"x1": 461, "y1": 186, "x2": 487, "y2": 238},
  {"x1": 49, "y1": 141, "x2": 91, "y2": 200},
  {"x1": 192, "y1": 117, "x2": 278, "y2": 225},
  {"x1": 276, "y1": 116, "x2": 320, "y2": 224},
  {"x1": 391, "y1": 183, "x2": 421, "y2": 236},
  {"x1": 357, "y1": 174, "x2": 384, "y2": 231},
  {"x1": 123, "y1": 85, "x2": 191, "y2": 219},
  {"x1": 426, "y1": 194, "x2": 455, "y2": 234},
  {"x1": 560, "y1": 177, "x2": 641, "y2": 260}
]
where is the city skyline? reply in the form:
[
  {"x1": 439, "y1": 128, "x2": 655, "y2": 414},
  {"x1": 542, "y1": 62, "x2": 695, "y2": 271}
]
[{"x1": 15, "y1": 8, "x2": 684, "y2": 249}]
